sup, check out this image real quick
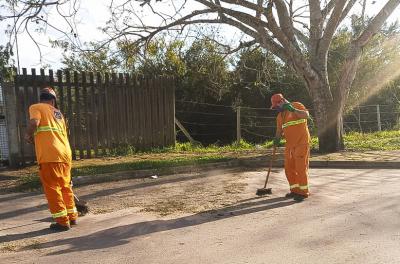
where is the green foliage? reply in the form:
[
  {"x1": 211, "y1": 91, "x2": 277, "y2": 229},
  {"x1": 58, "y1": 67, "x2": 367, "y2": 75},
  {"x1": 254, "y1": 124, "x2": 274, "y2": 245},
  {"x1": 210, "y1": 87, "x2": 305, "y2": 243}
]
[
  {"x1": 108, "y1": 143, "x2": 136, "y2": 156},
  {"x1": 328, "y1": 22, "x2": 400, "y2": 110},
  {"x1": 344, "y1": 131, "x2": 400, "y2": 151},
  {"x1": 58, "y1": 42, "x2": 120, "y2": 72},
  {"x1": 179, "y1": 39, "x2": 230, "y2": 101},
  {"x1": 0, "y1": 45, "x2": 13, "y2": 81},
  {"x1": 230, "y1": 47, "x2": 310, "y2": 108},
  {"x1": 17, "y1": 173, "x2": 42, "y2": 191}
]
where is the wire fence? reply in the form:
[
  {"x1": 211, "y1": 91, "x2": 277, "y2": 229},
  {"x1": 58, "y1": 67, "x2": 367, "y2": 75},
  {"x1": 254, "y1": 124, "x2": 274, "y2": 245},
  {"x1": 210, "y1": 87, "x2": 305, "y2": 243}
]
[{"x1": 175, "y1": 100, "x2": 400, "y2": 145}]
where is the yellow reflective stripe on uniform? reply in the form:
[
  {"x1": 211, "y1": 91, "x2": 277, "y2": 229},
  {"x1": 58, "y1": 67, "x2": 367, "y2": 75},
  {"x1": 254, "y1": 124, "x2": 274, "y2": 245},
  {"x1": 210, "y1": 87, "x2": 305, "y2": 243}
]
[
  {"x1": 34, "y1": 126, "x2": 64, "y2": 136},
  {"x1": 290, "y1": 184, "x2": 299, "y2": 189},
  {"x1": 52, "y1": 210, "x2": 67, "y2": 218},
  {"x1": 67, "y1": 207, "x2": 78, "y2": 214},
  {"x1": 299, "y1": 185, "x2": 309, "y2": 190},
  {"x1": 282, "y1": 119, "x2": 307, "y2": 129}
]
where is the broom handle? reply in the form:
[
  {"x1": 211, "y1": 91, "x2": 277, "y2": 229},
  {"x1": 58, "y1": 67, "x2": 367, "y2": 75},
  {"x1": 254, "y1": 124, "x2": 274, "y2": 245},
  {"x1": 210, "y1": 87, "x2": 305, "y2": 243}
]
[{"x1": 263, "y1": 146, "x2": 277, "y2": 188}]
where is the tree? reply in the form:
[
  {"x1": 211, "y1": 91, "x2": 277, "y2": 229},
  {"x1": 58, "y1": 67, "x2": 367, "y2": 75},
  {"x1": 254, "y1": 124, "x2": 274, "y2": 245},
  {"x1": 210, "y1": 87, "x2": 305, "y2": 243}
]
[
  {"x1": 2, "y1": 0, "x2": 400, "y2": 152},
  {"x1": 180, "y1": 39, "x2": 231, "y2": 102},
  {"x1": 102, "y1": 0, "x2": 400, "y2": 152},
  {"x1": 0, "y1": 45, "x2": 12, "y2": 82},
  {"x1": 58, "y1": 42, "x2": 121, "y2": 72}
]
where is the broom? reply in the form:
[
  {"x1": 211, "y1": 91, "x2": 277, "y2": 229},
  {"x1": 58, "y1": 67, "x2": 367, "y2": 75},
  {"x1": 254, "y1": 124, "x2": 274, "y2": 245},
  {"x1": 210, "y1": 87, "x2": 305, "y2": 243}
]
[
  {"x1": 74, "y1": 194, "x2": 89, "y2": 216},
  {"x1": 71, "y1": 180, "x2": 89, "y2": 216},
  {"x1": 256, "y1": 146, "x2": 276, "y2": 196}
]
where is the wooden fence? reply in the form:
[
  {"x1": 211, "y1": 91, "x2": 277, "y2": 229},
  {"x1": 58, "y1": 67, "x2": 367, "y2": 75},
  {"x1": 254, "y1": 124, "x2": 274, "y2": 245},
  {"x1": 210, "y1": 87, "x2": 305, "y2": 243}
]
[{"x1": 9, "y1": 68, "x2": 175, "y2": 166}]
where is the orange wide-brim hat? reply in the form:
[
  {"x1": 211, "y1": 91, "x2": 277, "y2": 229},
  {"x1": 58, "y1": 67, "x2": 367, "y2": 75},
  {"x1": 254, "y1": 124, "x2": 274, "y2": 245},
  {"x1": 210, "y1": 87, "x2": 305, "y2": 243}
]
[{"x1": 270, "y1": 93, "x2": 284, "y2": 109}]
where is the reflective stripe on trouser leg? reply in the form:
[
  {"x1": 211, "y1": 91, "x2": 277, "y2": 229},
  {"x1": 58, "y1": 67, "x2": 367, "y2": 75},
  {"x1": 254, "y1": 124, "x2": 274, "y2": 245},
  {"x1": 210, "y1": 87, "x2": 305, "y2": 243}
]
[
  {"x1": 67, "y1": 207, "x2": 77, "y2": 214},
  {"x1": 294, "y1": 144, "x2": 310, "y2": 196},
  {"x1": 39, "y1": 163, "x2": 71, "y2": 226},
  {"x1": 52, "y1": 209, "x2": 67, "y2": 218},
  {"x1": 285, "y1": 147, "x2": 300, "y2": 194}
]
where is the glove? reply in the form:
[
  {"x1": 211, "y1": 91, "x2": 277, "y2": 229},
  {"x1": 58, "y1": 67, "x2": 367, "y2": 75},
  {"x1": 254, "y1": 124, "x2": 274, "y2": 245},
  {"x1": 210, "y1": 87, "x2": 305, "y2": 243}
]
[
  {"x1": 273, "y1": 137, "x2": 281, "y2": 146},
  {"x1": 282, "y1": 102, "x2": 295, "y2": 112}
]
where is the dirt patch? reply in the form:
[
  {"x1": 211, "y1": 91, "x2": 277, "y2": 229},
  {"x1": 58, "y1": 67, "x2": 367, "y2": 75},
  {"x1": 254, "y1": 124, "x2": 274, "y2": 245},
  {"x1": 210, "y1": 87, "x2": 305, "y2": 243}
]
[
  {"x1": 76, "y1": 168, "x2": 251, "y2": 216},
  {"x1": 0, "y1": 238, "x2": 47, "y2": 253}
]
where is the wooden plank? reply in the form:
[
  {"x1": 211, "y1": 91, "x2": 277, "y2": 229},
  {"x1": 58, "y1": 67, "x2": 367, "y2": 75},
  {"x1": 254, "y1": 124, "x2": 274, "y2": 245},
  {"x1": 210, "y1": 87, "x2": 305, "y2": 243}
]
[
  {"x1": 96, "y1": 72, "x2": 106, "y2": 155},
  {"x1": 118, "y1": 73, "x2": 125, "y2": 144},
  {"x1": 159, "y1": 76, "x2": 166, "y2": 146},
  {"x1": 66, "y1": 71, "x2": 76, "y2": 160},
  {"x1": 151, "y1": 77, "x2": 159, "y2": 147},
  {"x1": 29, "y1": 68, "x2": 36, "y2": 109},
  {"x1": 148, "y1": 77, "x2": 154, "y2": 148},
  {"x1": 168, "y1": 77, "x2": 176, "y2": 145},
  {"x1": 142, "y1": 77, "x2": 150, "y2": 149},
  {"x1": 20, "y1": 68, "x2": 30, "y2": 164},
  {"x1": 57, "y1": 70, "x2": 65, "y2": 113},
  {"x1": 104, "y1": 73, "x2": 111, "y2": 150},
  {"x1": 150, "y1": 77, "x2": 158, "y2": 147},
  {"x1": 26, "y1": 69, "x2": 36, "y2": 161},
  {"x1": 156, "y1": 77, "x2": 164, "y2": 147},
  {"x1": 137, "y1": 76, "x2": 144, "y2": 150},
  {"x1": 49, "y1": 69, "x2": 54, "y2": 87},
  {"x1": 158, "y1": 76, "x2": 166, "y2": 146},
  {"x1": 82, "y1": 72, "x2": 91, "y2": 158},
  {"x1": 49, "y1": 69, "x2": 55, "y2": 106},
  {"x1": 75, "y1": 72, "x2": 84, "y2": 159},
  {"x1": 125, "y1": 73, "x2": 132, "y2": 144},
  {"x1": 90, "y1": 72, "x2": 99, "y2": 157},
  {"x1": 40, "y1": 68, "x2": 45, "y2": 89},
  {"x1": 14, "y1": 77, "x2": 23, "y2": 165},
  {"x1": 111, "y1": 73, "x2": 118, "y2": 147},
  {"x1": 65, "y1": 71, "x2": 75, "y2": 159},
  {"x1": 163, "y1": 76, "x2": 170, "y2": 146},
  {"x1": 131, "y1": 75, "x2": 139, "y2": 149}
]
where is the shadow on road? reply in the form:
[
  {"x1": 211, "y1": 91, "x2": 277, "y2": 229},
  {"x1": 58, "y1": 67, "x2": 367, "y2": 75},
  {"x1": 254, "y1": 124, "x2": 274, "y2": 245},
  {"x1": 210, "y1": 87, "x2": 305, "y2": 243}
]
[{"x1": 26, "y1": 196, "x2": 296, "y2": 255}]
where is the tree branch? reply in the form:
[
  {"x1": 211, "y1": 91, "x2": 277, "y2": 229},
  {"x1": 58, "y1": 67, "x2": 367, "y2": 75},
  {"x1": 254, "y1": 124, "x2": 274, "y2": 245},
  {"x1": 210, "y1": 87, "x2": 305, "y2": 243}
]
[
  {"x1": 319, "y1": 0, "x2": 347, "y2": 56},
  {"x1": 309, "y1": 0, "x2": 323, "y2": 55},
  {"x1": 354, "y1": 0, "x2": 400, "y2": 47}
]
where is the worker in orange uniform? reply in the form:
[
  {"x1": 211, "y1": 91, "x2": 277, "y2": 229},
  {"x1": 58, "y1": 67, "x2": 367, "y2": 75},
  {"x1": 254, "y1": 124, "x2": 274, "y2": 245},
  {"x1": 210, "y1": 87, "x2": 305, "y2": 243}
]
[
  {"x1": 270, "y1": 93, "x2": 311, "y2": 201},
  {"x1": 25, "y1": 87, "x2": 77, "y2": 231}
]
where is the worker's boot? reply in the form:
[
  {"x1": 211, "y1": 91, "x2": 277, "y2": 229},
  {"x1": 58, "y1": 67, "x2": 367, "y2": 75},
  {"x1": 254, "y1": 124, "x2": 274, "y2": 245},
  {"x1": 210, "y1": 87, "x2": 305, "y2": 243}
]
[
  {"x1": 293, "y1": 194, "x2": 307, "y2": 202},
  {"x1": 50, "y1": 223, "x2": 70, "y2": 232},
  {"x1": 285, "y1": 192, "x2": 296, "y2": 198},
  {"x1": 70, "y1": 220, "x2": 77, "y2": 226}
]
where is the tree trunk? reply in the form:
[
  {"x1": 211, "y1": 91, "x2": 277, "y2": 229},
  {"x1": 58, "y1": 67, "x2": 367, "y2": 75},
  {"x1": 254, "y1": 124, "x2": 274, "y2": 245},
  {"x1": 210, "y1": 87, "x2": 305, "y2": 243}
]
[
  {"x1": 315, "y1": 109, "x2": 344, "y2": 153},
  {"x1": 308, "y1": 80, "x2": 345, "y2": 153}
]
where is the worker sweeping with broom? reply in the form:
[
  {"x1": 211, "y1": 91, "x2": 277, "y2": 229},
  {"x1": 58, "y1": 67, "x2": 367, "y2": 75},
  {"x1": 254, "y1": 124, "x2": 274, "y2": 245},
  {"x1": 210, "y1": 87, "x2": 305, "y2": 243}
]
[
  {"x1": 25, "y1": 87, "x2": 78, "y2": 231},
  {"x1": 270, "y1": 93, "x2": 311, "y2": 202}
]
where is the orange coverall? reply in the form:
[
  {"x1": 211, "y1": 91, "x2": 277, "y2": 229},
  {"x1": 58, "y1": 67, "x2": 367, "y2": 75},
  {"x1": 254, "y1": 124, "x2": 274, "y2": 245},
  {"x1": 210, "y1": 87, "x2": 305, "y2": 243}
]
[
  {"x1": 276, "y1": 102, "x2": 311, "y2": 197},
  {"x1": 29, "y1": 103, "x2": 77, "y2": 226}
]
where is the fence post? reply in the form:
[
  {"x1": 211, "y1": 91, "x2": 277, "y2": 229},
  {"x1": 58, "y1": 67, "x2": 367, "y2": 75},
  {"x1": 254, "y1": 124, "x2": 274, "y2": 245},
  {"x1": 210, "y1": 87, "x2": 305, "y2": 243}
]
[
  {"x1": 236, "y1": 106, "x2": 241, "y2": 143},
  {"x1": 376, "y1": 104, "x2": 381, "y2": 131},
  {"x1": 3, "y1": 81, "x2": 21, "y2": 167},
  {"x1": 357, "y1": 106, "x2": 362, "y2": 132}
]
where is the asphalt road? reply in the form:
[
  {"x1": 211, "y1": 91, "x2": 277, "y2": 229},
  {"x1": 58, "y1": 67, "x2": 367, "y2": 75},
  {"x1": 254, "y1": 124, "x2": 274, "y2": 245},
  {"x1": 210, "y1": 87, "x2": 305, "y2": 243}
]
[{"x1": 1, "y1": 168, "x2": 399, "y2": 264}]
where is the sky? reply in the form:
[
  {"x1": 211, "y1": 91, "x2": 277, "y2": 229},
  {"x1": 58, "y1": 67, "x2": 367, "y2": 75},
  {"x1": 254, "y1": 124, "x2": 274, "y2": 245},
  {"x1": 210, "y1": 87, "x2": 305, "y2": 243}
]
[{"x1": 0, "y1": 0, "x2": 399, "y2": 70}]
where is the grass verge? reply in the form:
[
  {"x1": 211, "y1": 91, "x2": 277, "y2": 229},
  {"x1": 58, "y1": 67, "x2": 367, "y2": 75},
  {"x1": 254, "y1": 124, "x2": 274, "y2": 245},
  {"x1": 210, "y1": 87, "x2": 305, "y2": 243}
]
[
  {"x1": 10, "y1": 130, "x2": 400, "y2": 191},
  {"x1": 16, "y1": 155, "x2": 231, "y2": 191}
]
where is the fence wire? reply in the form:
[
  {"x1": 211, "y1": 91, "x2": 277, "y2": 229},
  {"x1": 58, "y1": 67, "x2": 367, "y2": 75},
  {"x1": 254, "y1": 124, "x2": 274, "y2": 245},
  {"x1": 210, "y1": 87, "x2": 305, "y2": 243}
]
[{"x1": 176, "y1": 101, "x2": 400, "y2": 145}]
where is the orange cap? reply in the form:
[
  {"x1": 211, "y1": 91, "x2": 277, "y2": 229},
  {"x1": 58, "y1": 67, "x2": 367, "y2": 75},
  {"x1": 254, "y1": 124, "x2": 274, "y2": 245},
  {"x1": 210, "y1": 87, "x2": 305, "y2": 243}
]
[
  {"x1": 40, "y1": 87, "x2": 57, "y2": 99},
  {"x1": 270, "y1": 93, "x2": 284, "y2": 109}
]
